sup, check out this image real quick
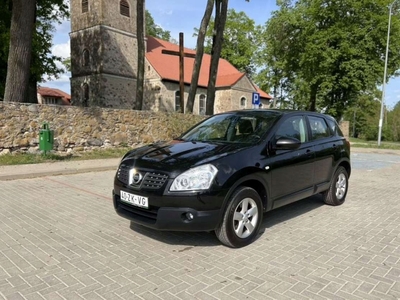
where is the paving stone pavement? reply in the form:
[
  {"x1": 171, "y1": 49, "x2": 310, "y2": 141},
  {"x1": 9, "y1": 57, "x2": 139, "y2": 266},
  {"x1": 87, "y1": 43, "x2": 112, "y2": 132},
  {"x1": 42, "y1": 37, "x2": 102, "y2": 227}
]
[{"x1": 0, "y1": 152, "x2": 399, "y2": 299}]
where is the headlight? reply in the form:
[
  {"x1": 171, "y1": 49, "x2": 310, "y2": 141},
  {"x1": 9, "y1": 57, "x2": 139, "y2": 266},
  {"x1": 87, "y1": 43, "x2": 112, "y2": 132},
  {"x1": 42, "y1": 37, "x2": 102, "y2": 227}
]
[{"x1": 170, "y1": 164, "x2": 218, "y2": 191}]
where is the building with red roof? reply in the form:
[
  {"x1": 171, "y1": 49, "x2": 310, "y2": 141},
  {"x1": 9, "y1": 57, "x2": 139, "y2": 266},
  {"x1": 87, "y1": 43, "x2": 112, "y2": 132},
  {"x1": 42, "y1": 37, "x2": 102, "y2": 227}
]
[
  {"x1": 37, "y1": 87, "x2": 71, "y2": 106},
  {"x1": 145, "y1": 37, "x2": 272, "y2": 114},
  {"x1": 69, "y1": 0, "x2": 271, "y2": 113}
]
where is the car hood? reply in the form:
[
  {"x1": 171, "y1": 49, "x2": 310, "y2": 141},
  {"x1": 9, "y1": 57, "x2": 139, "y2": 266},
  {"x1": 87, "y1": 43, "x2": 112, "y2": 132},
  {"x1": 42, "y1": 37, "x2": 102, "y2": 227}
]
[{"x1": 122, "y1": 140, "x2": 249, "y2": 170}]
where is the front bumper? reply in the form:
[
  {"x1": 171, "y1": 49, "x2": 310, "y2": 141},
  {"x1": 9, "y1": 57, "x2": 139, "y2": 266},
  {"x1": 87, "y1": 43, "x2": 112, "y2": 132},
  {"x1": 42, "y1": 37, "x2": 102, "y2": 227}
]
[{"x1": 113, "y1": 191, "x2": 221, "y2": 232}]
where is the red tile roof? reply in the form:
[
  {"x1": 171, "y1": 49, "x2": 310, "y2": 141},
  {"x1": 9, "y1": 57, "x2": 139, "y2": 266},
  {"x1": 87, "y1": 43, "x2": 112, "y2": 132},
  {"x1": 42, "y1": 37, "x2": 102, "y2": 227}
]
[
  {"x1": 255, "y1": 86, "x2": 272, "y2": 100},
  {"x1": 146, "y1": 36, "x2": 272, "y2": 99},
  {"x1": 38, "y1": 87, "x2": 71, "y2": 105}
]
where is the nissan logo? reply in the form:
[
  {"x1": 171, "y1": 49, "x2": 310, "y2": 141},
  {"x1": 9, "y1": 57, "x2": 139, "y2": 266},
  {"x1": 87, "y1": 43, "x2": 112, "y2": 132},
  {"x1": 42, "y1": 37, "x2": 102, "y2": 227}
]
[
  {"x1": 132, "y1": 172, "x2": 143, "y2": 184},
  {"x1": 129, "y1": 169, "x2": 143, "y2": 185}
]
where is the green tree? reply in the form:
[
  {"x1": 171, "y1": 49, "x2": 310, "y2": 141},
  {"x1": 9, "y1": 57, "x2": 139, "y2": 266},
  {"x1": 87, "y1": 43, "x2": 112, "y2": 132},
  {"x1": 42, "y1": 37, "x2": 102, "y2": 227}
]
[
  {"x1": 343, "y1": 91, "x2": 381, "y2": 140},
  {"x1": 62, "y1": 57, "x2": 71, "y2": 72},
  {"x1": 0, "y1": 0, "x2": 11, "y2": 100},
  {"x1": 1, "y1": 0, "x2": 69, "y2": 102},
  {"x1": 201, "y1": 9, "x2": 261, "y2": 76},
  {"x1": 386, "y1": 101, "x2": 400, "y2": 142},
  {"x1": 261, "y1": 0, "x2": 400, "y2": 119},
  {"x1": 145, "y1": 10, "x2": 171, "y2": 40},
  {"x1": 3, "y1": 0, "x2": 36, "y2": 103}
]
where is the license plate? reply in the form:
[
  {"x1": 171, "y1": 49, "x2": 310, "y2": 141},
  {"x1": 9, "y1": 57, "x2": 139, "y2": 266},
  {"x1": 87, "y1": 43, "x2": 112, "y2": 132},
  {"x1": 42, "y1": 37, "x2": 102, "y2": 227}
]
[{"x1": 120, "y1": 191, "x2": 148, "y2": 209}]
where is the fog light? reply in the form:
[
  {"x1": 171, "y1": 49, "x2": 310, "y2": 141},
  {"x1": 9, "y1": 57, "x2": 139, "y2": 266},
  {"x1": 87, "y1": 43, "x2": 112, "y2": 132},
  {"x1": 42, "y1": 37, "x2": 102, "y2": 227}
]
[{"x1": 186, "y1": 212, "x2": 194, "y2": 221}]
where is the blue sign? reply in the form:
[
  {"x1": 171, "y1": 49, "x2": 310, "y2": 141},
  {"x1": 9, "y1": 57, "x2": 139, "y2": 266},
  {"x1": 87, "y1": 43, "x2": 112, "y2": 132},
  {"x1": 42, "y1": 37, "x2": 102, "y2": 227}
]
[{"x1": 252, "y1": 92, "x2": 260, "y2": 105}]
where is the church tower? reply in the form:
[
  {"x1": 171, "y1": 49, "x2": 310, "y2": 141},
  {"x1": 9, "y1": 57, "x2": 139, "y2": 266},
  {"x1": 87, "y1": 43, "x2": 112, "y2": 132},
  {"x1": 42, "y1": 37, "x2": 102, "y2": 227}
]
[{"x1": 70, "y1": 0, "x2": 139, "y2": 108}]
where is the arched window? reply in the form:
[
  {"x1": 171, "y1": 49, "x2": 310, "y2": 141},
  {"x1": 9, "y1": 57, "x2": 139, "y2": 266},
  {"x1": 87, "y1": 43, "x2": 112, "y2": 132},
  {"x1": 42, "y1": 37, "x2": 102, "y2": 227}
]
[
  {"x1": 82, "y1": 83, "x2": 89, "y2": 107},
  {"x1": 120, "y1": 0, "x2": 130, "y2": 17},
  {"x1": 199, "y1": 94, "x2": 206, "y2": 115},
  {"x1": 82, "y1": 49, "x2": 90, "y2": 67},
  {"x1": 175, "y1": 91, "x2": 181, "y2": 112},
  {"x1": 82, "y1": 0, "x2": 89, "y2": 13},
  {"x1": 240, "y1": 97, "x2": 246, "y2": 108}
]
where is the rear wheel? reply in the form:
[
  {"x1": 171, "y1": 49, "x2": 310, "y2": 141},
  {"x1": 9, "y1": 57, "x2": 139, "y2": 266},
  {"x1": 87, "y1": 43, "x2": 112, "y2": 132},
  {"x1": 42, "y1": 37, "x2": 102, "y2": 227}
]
[
  {"x1": 216, "y1": 187, "x2": 263, "y2": 248},
  {"x1": 323, "y1": 166, "x2": 348, "y2": 206}
]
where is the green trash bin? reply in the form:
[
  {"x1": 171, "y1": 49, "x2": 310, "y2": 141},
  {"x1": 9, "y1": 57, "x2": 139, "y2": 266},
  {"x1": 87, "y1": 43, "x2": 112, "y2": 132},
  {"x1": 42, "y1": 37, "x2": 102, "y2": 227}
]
[{"x1": 39, "y1": 123, "x2": 54, "y2": 153}]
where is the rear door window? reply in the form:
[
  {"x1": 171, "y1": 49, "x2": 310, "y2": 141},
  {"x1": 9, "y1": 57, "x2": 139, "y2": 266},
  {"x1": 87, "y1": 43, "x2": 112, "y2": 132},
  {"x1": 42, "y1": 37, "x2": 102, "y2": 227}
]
[
  {"x1": 327, "y1": 118, "x2": 344, "y2": 137},
  {"x1": 308, "y1": 116, "x2": 331, "y2": 141}
]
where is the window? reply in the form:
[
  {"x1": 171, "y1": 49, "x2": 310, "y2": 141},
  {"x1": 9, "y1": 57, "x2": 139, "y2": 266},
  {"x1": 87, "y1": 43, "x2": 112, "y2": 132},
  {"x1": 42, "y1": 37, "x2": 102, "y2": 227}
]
[
  {"x1": 44, "y1": 97, "x2": 58, "y2": 105},
  {"x1": 199, "y1": 94, "x2": 206, "y2": 115},
  {"x1": 120, "y1": 0, "x2": 130, "y2": 17},
  {"x1": 240, "y1": 97, "x2": 246, "y2": 108},
  {"x1": 82, "y1": 0, "x2": 88, "y2": 13},
  {"x1": 309, "y1": 116, "x2": 330, "y2": 140},
  {"x1": 327, "y1": 118, "x2": 344, "y2": 137},
  {"x1": 82, "y1": 83, "x2": 89, "y2": 107},
  {"x1": 82, "y1": 49, "x2": 90, "y2": 67},
  {"x1": 175, "y1": 91, "x2": 181, "y2": 112},
  {"x1": 275, "y1": 116, "x2": 307, "y2": 143}
]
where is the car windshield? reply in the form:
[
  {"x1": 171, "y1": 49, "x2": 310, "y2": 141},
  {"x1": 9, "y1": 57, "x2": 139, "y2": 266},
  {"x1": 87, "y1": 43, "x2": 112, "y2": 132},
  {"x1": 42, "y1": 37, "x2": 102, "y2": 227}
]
[{"x1": 179, "y1": 111, "x2": 280, "y2": 143}]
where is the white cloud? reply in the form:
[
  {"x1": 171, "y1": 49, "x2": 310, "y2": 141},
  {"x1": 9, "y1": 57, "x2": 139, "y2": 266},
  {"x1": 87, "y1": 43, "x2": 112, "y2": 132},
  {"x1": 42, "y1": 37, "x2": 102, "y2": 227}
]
[
  {"x1": 41, "y1": 40, "x2": 71, "y2": 93},
  {"x1": 54, "y1": 19, "x2": 71, "y2": 34},
  {"x1": 52, "y1": 40, "x2": 70, "y2": 59},
  {"x1": 160, "y1": 9, "x2": 173, "y2": 15}
]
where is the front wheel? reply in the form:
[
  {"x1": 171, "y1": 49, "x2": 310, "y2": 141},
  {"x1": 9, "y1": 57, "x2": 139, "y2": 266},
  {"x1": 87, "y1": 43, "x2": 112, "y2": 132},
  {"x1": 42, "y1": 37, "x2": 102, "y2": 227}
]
[
  {"x1": 322, "y1": 166, "x2": 349, "y2": 206},
  {"x1": 215, "y1": 187, "x2": 263, "y2": 248}
]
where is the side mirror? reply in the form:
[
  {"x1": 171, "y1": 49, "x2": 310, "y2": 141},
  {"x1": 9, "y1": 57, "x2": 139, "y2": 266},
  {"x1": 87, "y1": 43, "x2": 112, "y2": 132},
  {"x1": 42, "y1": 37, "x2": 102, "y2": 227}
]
[{"x1": 273, "y1": 137, "x2": 301, "y2": 150}]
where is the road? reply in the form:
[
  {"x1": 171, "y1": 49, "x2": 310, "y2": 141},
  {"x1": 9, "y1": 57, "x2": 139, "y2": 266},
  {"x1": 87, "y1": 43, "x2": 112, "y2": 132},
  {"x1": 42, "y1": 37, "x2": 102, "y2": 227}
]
[{"x1": 0, "y1": 151, "x2": 399, "y2": 299}]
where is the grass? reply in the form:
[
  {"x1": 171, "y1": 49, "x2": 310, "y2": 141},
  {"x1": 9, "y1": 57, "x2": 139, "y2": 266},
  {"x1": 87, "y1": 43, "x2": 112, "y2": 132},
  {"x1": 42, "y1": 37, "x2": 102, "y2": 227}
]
[
  {"x1": 349, "y1": 138, "x2": 400, "y2": 150},
  {"x1": 1, "y1": 138, "x2": 399, "y2": 166},
  {"x1": 0, "y1": 147, "x2": 131, "y2": 166}
]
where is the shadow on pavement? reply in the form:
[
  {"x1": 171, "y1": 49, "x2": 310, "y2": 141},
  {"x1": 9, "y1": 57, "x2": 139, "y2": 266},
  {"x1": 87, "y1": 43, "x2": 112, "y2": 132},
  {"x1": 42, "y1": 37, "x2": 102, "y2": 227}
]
[{"x1": 129, "y1": 194, "x2": 325, "y2": 248}]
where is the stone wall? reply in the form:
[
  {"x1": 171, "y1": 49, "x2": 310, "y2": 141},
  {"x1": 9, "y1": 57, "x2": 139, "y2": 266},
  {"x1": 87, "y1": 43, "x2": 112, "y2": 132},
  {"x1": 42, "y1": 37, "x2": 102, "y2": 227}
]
[
  {"x1": 340, "y1": 121, "x2": 350, "y2": 139},
  {"x1": 0, "y1": 102, "x2": 351, "y2": 155},
  {"x1": 0, "y1": 103, "x2": 204, "y2": 155}
]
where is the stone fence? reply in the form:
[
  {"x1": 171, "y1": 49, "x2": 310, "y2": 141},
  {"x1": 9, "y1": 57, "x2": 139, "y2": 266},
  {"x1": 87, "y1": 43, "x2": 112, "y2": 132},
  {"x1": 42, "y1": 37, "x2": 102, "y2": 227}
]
[
  {"x1": 0, "y1": 102, "x2": 349, "y2": 155},
  {"x1": 0, "y1": 102, "x2": 204, "y2": 155}
]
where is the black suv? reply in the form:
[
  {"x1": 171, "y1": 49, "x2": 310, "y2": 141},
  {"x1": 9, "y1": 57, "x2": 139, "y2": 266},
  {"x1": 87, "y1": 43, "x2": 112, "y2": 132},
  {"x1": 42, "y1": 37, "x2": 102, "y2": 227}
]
[{"x1": 113, "y1": 110, "x2": 351, "y2": 247}]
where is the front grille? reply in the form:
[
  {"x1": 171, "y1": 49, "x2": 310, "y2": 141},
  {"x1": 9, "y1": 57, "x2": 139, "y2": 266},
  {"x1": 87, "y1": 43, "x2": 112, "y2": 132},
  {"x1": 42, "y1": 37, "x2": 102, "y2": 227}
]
[
  {"x1": 142, "y1": 173, "x2": 168, "y2": 189},
  {"x1": 117, "y1": 164, "x2": 130, "y2": 185},
  {"x1": 117, "y1": 165, "x2": 168, "y2": 190}
]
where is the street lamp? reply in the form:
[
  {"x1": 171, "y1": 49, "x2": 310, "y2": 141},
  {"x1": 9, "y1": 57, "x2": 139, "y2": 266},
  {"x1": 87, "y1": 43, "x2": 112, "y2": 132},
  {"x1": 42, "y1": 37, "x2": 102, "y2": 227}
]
[{"x1": 378, "y1": 1, "x2": 397, "y2": 146}]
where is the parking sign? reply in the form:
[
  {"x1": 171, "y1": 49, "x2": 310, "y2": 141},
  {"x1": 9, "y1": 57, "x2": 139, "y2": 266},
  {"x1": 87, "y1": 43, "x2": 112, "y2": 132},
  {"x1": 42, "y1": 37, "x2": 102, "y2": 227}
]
[{"x1": 252, "y1": 92, "x2": 260, "y2": 106}]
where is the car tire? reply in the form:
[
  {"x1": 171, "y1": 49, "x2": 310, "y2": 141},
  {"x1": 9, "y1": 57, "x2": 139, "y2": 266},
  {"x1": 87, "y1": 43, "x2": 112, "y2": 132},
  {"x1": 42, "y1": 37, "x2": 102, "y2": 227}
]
[
  {"x1": 323, "y1": 166, "x2": 348, "y2": 206},
  {"x1": 215, "y1": 187, "x2": 263, "y2": 248}
]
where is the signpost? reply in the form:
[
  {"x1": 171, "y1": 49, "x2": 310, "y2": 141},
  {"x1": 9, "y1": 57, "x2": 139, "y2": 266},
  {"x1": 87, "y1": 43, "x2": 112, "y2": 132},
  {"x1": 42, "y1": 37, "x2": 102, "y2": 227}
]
[{"x1": 252, "y1": 92, "x2": 260, "y2": 109}]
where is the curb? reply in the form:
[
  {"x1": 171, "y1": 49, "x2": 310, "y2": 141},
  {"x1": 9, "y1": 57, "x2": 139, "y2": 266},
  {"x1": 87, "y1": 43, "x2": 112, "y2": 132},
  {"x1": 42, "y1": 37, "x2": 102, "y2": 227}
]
[{"x1": 0, "y1": 165, "x2": 118, "y2": 181}]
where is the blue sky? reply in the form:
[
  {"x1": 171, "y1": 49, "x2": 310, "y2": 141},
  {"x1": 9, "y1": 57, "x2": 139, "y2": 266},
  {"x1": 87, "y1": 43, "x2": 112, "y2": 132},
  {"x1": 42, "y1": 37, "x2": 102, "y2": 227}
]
[{"x1": 48, "y1": 0, "x2": 400, "y2": 109}]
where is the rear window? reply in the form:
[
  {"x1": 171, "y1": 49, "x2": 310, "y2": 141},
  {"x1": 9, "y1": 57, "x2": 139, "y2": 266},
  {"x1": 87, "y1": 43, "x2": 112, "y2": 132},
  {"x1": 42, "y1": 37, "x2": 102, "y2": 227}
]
[
  {"x1": 327, "y1": 118, "x2": 344, "y2": 137},
  {"x1": 309, "y1": 116, "x2": 331, "y2": 140}
]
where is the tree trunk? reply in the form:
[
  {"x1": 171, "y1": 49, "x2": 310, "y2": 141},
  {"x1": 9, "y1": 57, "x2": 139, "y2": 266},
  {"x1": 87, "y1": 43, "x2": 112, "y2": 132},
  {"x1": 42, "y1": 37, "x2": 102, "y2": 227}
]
[
  {"x1": 185, "y1": 0, "x2": 214, "y2": 114},
  {"x1": 135, "y1": 0, "x2": 145, "y2": 110},
  {"x1": 4, "y1": 0, "x2": 36, "y2": 103},
  {"x1": 308, "y1": 84, "x2": 318, "y2": 111},
  {"x1": 26, "y1": 80, "x2": 37, "y2": 103},
  {"x1": 206, "y1": 0, "x2": 228, "y2": 115}
]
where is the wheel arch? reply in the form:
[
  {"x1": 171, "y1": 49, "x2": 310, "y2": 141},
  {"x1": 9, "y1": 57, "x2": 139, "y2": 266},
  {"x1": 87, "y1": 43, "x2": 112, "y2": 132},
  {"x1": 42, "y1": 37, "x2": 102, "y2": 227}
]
[
  {"x1": 338, "y1": 160, "x2": 351, "y2": 178},
  {"x1": 219, "y1": 170, "x2": 270, "y2": 221}
]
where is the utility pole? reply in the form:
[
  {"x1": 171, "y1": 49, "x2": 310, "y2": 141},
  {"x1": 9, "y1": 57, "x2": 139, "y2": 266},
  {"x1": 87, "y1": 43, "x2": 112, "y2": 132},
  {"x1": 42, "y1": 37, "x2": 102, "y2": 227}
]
[{"x1": 378, "y1": 1, "x2": 397, "y2": 146}]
